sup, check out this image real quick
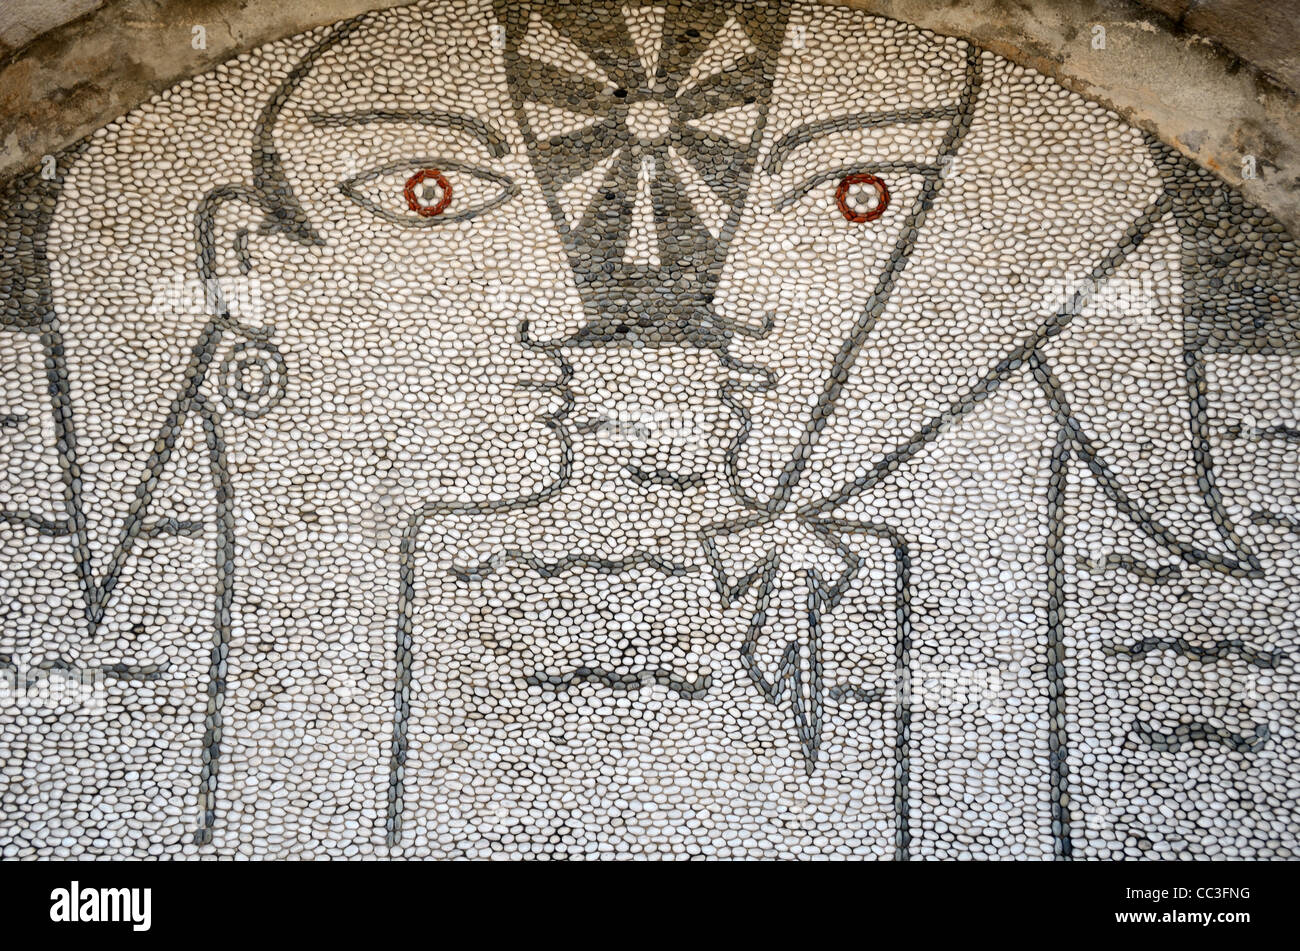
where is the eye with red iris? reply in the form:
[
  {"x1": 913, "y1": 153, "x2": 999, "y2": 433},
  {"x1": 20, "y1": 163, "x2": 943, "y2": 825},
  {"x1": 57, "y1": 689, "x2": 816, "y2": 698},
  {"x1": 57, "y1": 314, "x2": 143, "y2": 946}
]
[
  {"x1": 835, "y1": 172, "x2": 889, "y2": 223},
  {"x1": 340, "y1": 160, "x2": 517, "y2": 227},
  {"x1": 403, "y1": 168, "x2": 453, "y2": 218}
]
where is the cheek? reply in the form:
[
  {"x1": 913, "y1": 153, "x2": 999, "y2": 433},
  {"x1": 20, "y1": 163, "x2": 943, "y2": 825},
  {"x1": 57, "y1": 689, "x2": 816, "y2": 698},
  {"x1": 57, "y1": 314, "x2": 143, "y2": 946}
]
[
  {"x1": 712, "y1": 172, "x2": 929, "y2": 357},
  {"x1": 280, "y1": 148, "x2": 589, "y2": 340}
]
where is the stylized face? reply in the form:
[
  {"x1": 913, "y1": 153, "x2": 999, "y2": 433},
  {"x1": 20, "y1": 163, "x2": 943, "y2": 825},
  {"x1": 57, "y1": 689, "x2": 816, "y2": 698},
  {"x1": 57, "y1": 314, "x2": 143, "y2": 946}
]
[
  {"x1": 48, "y1": 0, "x2": 1158, "y2": 531},
  {"x1": 18, "y1": 0, "x2": 1298, "y2": 862},
  {"x1": 711, "y1": 4, "x2": 1164, "y2": 512},
  {"x1": 39, "y1": 0, "x2": 1179, "y2": 751},
  {"x1": 46, "y1": 1, "x2": 584, "y2": 561},
  {"x1": 239, "y1": 3, "x2": 580, "y2": 511}
]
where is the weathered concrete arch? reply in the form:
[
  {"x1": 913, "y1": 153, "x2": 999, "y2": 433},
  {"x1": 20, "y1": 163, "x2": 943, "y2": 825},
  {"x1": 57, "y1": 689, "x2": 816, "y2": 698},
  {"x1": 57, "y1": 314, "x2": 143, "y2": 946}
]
[{"x1": 1, "y1": 0, "x2": 1300, "y2": 231}]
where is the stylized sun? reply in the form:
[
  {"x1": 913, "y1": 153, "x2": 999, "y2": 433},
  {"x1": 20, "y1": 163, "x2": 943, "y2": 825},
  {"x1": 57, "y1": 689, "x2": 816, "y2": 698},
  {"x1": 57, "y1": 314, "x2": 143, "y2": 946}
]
[{"x1": 498, "y1": 0, "x2": 787, "y2": 343}]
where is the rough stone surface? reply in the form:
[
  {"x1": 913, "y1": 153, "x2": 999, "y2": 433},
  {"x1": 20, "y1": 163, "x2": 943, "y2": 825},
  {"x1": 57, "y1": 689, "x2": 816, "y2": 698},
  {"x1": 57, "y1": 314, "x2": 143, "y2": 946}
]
[
  {"x1": 0, "y1": 0, "x2": 103, "y2": 59},
  {"x1": 0, "y1": 0, "x2": 1297, "y2": 860},
  {"x1": 1182, "y1": 0, "x2": 1300, "y2": 93}
]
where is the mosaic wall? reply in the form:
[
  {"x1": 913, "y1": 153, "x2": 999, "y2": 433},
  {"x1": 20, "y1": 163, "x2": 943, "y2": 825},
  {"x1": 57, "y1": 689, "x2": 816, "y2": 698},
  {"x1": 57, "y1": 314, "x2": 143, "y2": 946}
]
[{"x1": 1, "y1": 0, "x2": 1298, "y2": 860}]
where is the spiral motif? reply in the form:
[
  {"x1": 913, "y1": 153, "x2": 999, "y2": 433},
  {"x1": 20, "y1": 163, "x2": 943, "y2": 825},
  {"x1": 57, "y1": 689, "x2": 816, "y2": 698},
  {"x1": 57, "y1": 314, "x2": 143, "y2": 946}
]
[{"x1": 217, "y1": 341, "x2": 287, "y2": 419}]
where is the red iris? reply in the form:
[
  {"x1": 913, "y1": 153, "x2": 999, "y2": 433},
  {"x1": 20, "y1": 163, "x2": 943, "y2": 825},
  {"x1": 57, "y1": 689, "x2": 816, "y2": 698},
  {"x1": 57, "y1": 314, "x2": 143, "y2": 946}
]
[
  {"x1": 403, "y1": 168, "x2": 453, "y2": 218},
  {"x1": 835, "y1": 172, "x2": 889, "y2": 223}
]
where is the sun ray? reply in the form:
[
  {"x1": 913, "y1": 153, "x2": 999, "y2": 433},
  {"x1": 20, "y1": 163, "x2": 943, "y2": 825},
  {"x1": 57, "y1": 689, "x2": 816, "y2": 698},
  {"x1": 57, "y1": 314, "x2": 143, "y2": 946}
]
[
  {"x1": 533, "y1": 117, "x2": 623, "y2": 185},
  {"x1": 523, "y1": 100, "x2": 605, "y2": 140},
  {"x1": 666, "y1": 146, "x2": 730, "y2": 239},
  {"x1": 623, "y1": 4, "x2": 666, "y2": 87},
  {"x1": 677, "y1": 17, "x2": 758, "y2": 96},
  {"x1": 554, "y1": 148, "x2": 622, "y2": 232},
  {"x1": 682, "y1": 100, "x2": 761, "y2": 147},
  {"x1": 517, "y1": 11, "x2": 612, "y2": 89},
  {"x1": 624, "y1": 154, "x2": 661, "y2": 268}
]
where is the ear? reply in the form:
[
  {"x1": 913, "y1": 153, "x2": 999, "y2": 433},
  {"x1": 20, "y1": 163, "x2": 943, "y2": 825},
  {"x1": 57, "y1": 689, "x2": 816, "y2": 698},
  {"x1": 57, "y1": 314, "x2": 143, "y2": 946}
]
[{"x1": 196, "y1": 184, "x2": 299, "y2": 336}]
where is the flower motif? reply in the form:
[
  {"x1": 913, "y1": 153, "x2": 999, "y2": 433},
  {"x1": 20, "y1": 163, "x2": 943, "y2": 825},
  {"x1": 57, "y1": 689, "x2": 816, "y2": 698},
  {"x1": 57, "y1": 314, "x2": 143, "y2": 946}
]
[{"x1": 498, "y1": 0, "x2": 787, "y2": 345}]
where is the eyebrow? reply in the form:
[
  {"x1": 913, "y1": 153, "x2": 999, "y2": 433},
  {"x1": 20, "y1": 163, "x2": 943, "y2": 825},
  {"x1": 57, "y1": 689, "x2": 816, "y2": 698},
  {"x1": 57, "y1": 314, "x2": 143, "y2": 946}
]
[
  {"x1": 305, "y1": 109, "x2": 509, "y2": 158},
  {"x1": 773, "y1": 160, "x2": 940, "y2": 211},
  {"x1": 762, "y1": 105, "x2": 959, "y2": 175}
]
